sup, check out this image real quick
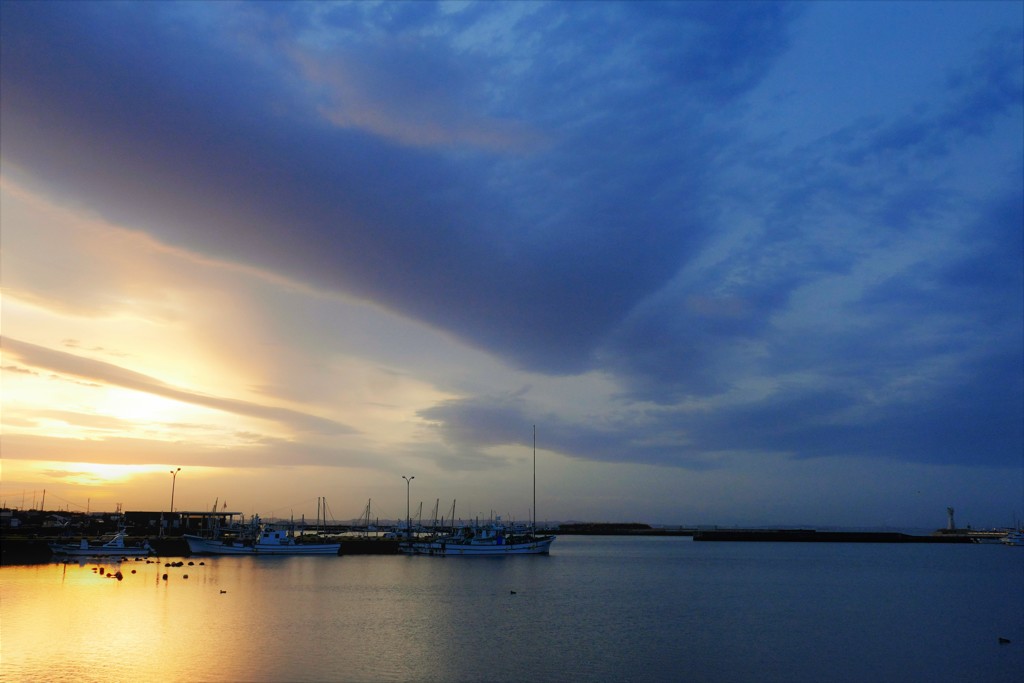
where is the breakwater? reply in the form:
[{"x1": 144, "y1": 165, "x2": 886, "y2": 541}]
[
  {"x1": 693, "y1": 529, "x2": 974, "y2": 543},
  {"x1": 555, "y1": 523, "x2": 694, "y2": 536}
]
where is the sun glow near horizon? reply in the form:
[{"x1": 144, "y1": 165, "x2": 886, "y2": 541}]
[{"x1": 0, "y1": 459, "x2": 194, "y2": 513}]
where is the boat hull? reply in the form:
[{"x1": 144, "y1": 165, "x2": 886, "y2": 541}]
[
  {"x1": 49, "y1": 532, "x2": 154, "y2": 558},
  {"x1": 399, "y1": 536, "x2": 555, "y2": 556},
  {"x1": 183, "y1": 535, "x2": 340, "y2": 556},
  {"x1": 49, "y1": 546, "x2": 153, "y2": 558},
  {"x1": 1002, "y1": 531, "x2": 1024, "y2": 546}
]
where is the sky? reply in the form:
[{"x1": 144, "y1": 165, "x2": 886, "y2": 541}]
[{"x1": 2, "y1": 1, "x2": 1021, "y2": 529}]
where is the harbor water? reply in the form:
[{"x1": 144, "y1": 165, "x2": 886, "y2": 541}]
[{"x1": 2, "y1": 536, "x2": 1021, "y2": 682}]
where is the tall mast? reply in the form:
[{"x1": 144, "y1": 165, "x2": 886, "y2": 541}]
[{"x1": 533, "y1": 425, "x2": 537, "y2": 535}]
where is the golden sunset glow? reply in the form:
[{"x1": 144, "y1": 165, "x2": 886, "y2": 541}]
[
  {"x1": 90, "y1": 387, "x2": 218, "y2": 433},
  {"x1": 34, "y1": 461, "x2": 168, "y2": 486}
]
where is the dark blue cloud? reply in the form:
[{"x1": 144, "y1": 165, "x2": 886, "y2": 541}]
[
  {"x1": 424, "y1": 339, "x2": 1022, "y2": 470},
  {"x1": 419, "y1": 391, "x2": 707, "y2": 470},
  {"x1": 1, "y1": 1, "x2": 796, "y2": 375},
  {"x1": 685, "y1": 349, "x2": 1022, "y2": 468}
]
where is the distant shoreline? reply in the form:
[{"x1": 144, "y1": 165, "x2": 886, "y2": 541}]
[{"x1": 551, "y1": 523, "x2": 997, "y2": 543}]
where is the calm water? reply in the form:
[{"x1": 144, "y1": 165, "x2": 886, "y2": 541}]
[{"x1": 2, "y1": 536, "x2": 1021, "y2": 682}]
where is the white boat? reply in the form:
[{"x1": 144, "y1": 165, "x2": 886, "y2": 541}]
[
  {"x1": 399, "y1": 427, "x2": 556, "y2": 557},
  {"x1": 400, "y1": 519, "x2": 555, "y2": 556},
  {"x1": 50, "y1": 531, "x2": 154, "y2": 558},
  {"x1": 1001, "y1": 530, "x2": 1024, "y2": 546},
  {"x1": 184, "y1": 524, "x2": 340, "y2": 556}
]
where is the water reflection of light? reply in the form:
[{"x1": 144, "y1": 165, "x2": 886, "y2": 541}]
[
  {"x1": 0, "y1": 557, "x2": 450, "y2": 682},
  {"x1": 0, "y1": 561, "x2": 249, "y2": 682}
]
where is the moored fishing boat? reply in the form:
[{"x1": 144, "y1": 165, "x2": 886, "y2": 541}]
[
  {"x1": 400, "y1": 518, "x2": 554, "y2": 556},
  {"x1": 399, "y1": 426, "x2": 556, "y2": 557},
  {"x1": 1001, "y1": 530, "x2": 1024, "y2": 546},
  {"x1": 49, "y1": 531, "x2": 154, "y2": 558},
  {"x1": 184, "y1": 524, "x2": 340, "y2": 555}
]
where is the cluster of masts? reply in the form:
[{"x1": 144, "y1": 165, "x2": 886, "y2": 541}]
[{"x1": 352, "y1": 498, "x2": 540, "y2": 534}]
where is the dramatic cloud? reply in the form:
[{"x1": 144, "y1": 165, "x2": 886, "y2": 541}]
[
  {"x1": 3, "y1": 338, "x2": 354, "y2": 435},
  {"x1": 0, "y1": 1, "x2": 796, "y2": 373},
  {"x1": 2, "y1": 1, "x2": 1020, "y2": 525}
]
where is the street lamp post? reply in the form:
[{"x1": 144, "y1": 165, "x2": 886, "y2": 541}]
[
  {"x1": 169, "y1": 467, "x2": 181, "y2": 512},
  {"x1": 166, "y1": 467, "x2": 181, "y2": 538},
  {"x1": 402, "y1": 475, "x2": 414, "y2": 540}
]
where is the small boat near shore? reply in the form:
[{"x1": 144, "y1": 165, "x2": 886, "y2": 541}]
[
  {"x1": 1001, "y1": 530, "x2": 1024, "y2": 546},
  {"x1": 49, "y1": 531, "x2": 154, "y2": 558},
  {"x1": 184, "y1": 525, "x2": 340, "y2": 556},
  {"x1": 399, "y1": 519, "x2": 554, "y2": 556}
]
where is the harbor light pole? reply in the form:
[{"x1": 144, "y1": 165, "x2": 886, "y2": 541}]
[
  {"x1": 402, "y1": 475, "x2": 414, "y2": 539},
  {"x1": 169, "y1": 467, "x2": 181, "y2": 513}
]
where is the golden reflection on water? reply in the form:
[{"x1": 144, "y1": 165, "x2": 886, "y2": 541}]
[
  {"x1": 0, "y1": 556, "x2": 439, "y2": 682},
  {"x1": 1, "y1": 559, "x2": 261, "y2": 682}
]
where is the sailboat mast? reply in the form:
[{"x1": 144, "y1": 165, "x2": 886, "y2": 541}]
[{"x1": 533, "y1": 425, "x2": 537, "y2": 536}]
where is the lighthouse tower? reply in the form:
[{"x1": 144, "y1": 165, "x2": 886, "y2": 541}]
[{"x1": 946, "y1": 507, "x2": 956, "y2": 531}]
